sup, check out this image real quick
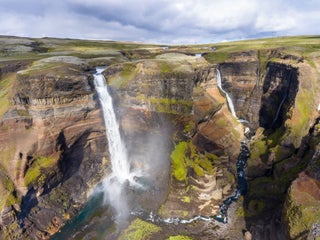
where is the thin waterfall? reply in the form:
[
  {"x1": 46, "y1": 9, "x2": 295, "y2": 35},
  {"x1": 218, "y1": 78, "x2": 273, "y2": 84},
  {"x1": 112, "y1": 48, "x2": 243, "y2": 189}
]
[
  {"x1": 216, "y1": 69, "x2": 237, "y2": 118},
  {"x1": 270, "y1": 70, "x2": 293, "y2": 128}
]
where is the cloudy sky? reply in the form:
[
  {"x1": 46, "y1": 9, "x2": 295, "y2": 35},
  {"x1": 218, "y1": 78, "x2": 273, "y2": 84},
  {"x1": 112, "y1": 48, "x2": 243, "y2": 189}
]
[{"x1": 0, "y1": 0, "x2": 319, "y2": 44}]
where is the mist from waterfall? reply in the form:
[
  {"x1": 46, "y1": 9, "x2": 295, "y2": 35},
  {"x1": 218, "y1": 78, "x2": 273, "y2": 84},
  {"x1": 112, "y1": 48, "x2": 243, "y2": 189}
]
[
  {"x1": 216, "y1": 69, "x2": 237, "y2": 118},
  {"x1": 93, "y1": 67, "x2": 139, "y2": 222}
]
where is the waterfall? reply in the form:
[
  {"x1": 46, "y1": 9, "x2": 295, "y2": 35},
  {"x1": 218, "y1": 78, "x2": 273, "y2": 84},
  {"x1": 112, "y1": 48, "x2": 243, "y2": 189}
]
[
  {"x1": 270, "y1": 70, "x2": 293, "y2": 129},
  {"x1": 93, "y1": 67, "x2": 131, "y2": 184},
  {"x1": 216, "y1": 69, "x2": 237, "y2": 118},
  {"x1": 93, "y1": 67, "x2": 139, "y2": 221}
]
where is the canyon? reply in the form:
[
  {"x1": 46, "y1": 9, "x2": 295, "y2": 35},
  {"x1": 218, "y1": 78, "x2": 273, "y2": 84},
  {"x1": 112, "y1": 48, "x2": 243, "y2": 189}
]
[{"x1": 0, "y1": 36, "x2": 319, "y2": 239}]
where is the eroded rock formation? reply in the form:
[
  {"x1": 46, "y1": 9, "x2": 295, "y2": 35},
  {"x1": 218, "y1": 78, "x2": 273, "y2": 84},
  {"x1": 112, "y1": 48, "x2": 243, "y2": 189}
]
[{"x1": 0, "y1": 36, "x2": 320, "y2": 239}]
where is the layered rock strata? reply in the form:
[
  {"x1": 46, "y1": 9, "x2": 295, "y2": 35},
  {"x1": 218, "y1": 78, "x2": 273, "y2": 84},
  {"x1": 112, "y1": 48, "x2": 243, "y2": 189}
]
[{"x1": 0, "y1": 62, "x2": 108, "y2": 239}]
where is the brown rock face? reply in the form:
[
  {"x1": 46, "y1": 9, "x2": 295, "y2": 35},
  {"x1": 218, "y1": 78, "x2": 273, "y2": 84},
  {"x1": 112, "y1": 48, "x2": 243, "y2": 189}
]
[
  {"x1": 218, "y1": 54, "x2": 300, "y2": 133},
  {"x1": 219, "y1": 60, "x2": 260, "y2": 127},
  {"x1": 193, "y1": 66, "x2": 244, "y2": 160},
  {"x1": 283, "y1": 171, "x2": 320, "y2": 239},
  {"x1": 291, "y1": 172, "x2": 320, "y2": 205},
  {"x1": 0, "y1": 64, "x2": 109, "y2": 239}
]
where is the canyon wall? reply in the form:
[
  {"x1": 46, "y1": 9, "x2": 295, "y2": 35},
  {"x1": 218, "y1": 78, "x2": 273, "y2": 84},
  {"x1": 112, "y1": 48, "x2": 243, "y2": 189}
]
[{"x1": 0, "y1": 60, "x2": 109, "y2": 239}]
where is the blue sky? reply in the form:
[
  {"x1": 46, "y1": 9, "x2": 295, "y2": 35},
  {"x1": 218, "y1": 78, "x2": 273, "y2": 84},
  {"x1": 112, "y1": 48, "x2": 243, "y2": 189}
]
[{"x1": 1, "y1": 0, "x2": 320, "y2": 44}]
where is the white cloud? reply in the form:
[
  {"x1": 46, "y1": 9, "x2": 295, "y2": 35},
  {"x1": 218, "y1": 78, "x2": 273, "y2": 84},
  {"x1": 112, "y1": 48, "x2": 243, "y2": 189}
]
[{"x1": 0, "y1": 0, "x2": 319, "y2": 43}]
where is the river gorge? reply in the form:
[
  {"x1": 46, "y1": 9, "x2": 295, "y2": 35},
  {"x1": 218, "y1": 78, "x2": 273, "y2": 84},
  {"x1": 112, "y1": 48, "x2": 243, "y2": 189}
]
[{"x1": 0, "y1": 36, "x2": 320, "y2": 239}]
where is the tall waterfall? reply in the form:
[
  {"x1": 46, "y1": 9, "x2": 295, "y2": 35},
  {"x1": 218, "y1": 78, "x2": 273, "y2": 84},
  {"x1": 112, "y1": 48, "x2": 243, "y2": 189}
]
[
  {"x1": 93, "y1": 67, "x2": 138, "y2": 221},
  {"x1": 216, "y1": 69, "x2": 237, "y2": 118},
  {"x1": 93, "y1": 67, "x2": 131, "y2": 183}
]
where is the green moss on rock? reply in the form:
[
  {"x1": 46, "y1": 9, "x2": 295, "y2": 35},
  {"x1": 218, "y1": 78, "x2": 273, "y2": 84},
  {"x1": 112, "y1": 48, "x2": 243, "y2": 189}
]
[
  {"x1": 159, "y1": 61, "x2": 174, "y2": 74},
  {"x1": 284, "y1": 197, "x2": 320, "y2": 239},
  {"x1": 118, "y1": 218, "x2": 161, "y2": 240},
  {"x1": 167, "y1": 236, "x2": 194, "y2": 240},
  {"x1": 0, "y1": 176, "x2": 20, "y2": 212},
  {"x1": 24, "y1": 156, "x2": 57, "y2": 186},
  {"x1": 170, "y1": 141, "x2": 217, "y2": 182},
  {"x1": 171, "y1": 141, "x2": 189, "y2": 182},
  {"x1": 287, "y1": 88, "x2": 314, "y2": 147},
  {"x1": 250, "y1": 138, "x2": 268, "y2": 159},
  {"x1": 149, "y1": 97, "x2": 193, "y2": 114}
]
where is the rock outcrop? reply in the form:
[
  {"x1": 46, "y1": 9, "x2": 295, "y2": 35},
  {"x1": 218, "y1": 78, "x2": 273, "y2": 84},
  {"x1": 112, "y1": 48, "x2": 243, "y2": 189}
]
[
  {"x1": 283, "y1": 171, "x2": 320, "y2": 239},
  {"x1": 219, "y1": 51, "x2": 260, "y2": 128}
]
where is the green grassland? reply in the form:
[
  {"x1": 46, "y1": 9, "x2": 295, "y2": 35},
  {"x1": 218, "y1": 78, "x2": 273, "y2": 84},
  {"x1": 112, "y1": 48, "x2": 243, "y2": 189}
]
[{"x1": 1, "y1": 35, "x2": 320, "y2": 65}]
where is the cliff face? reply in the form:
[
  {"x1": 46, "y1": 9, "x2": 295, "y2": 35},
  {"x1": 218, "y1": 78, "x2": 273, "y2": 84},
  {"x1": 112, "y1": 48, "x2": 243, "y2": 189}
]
[
  {"x1": 0, "y1": 59, "x2": 109, "y2": 239},
  {"x1": 193, "y1": 66, "x2": 244, "y2": 160},
  {"x1": 219, "y1": 51, "x2": 260, "y2": 128},
  {"x1": 214, "y1": 50, "x2": 320, "y2": 239}
]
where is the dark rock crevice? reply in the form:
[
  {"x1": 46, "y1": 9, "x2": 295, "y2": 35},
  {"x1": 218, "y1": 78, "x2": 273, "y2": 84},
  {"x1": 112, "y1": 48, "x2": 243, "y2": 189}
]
[{"x1": 259, "y1": 62, "x2": 299, "y2": 130}]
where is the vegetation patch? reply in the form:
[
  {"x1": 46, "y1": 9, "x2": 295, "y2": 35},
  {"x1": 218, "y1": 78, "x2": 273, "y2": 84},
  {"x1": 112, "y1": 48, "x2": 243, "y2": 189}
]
[
  {"x1": 149, "y1": 97, "x2": 193, "y2": 114},
  {"x1": 167, "y1": 236, "x2": 194, "y2": 240},
  {"x1": 248, "y1": 176, "x2": 284, "y2": 198},
  {"x1": 183, "y1": 121, "x2": 195, "y2": 134},
  {"x1": 250, "y1": 137, "x2": 268, "y2": 160},
  {"x1": 108, "y1": 62, "x2": 138, "y2": 89},
  {"x1": 118, "y1": 218, "x2": 161, "y2": 240},
  {"x1": 170, "y1": 141, "x2": 218, "y2": 182},
  {"x1": 180, "y1": 196, "x2": 191, "y2": 203},
  {"x1": 204, "y1": 51, "x2": 229, "y2": 64},
  {"x1": 0, "y1": 175, "x2": 20, "y2": 212},
  {"x1": 24, "y1": 156, "x2": 57, "y2": 186},
  {"x1": 216, "y1": 118, "x2": 227, "y2": 127},
  {"x1": 235, "y1": 200, "x2": 266, "y2": 218},
  {"x1": 171, "y1": 141, "x2": 189, "y2": 182},
  {"x1": 16, "y1": 109, "x2": 30, "y2": 117},
  {"x1": 250, "y1": 127, "x2": 288, "y2": 163},
  {"x1": 18, "y1": 61, "x2": 60, "y2": 77},
  {"x1": 285, "y1": 197, "x2": 320, "y2": 239},
  {"x1": 159, "y1": 61, "x2": 174, "y2": 74},
  {"x1": 0, "y1": 73, "x2": 15, "y2": 119},
  {"x1": 287, "y1": 88, "x2": 314, "y2": 146}
]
